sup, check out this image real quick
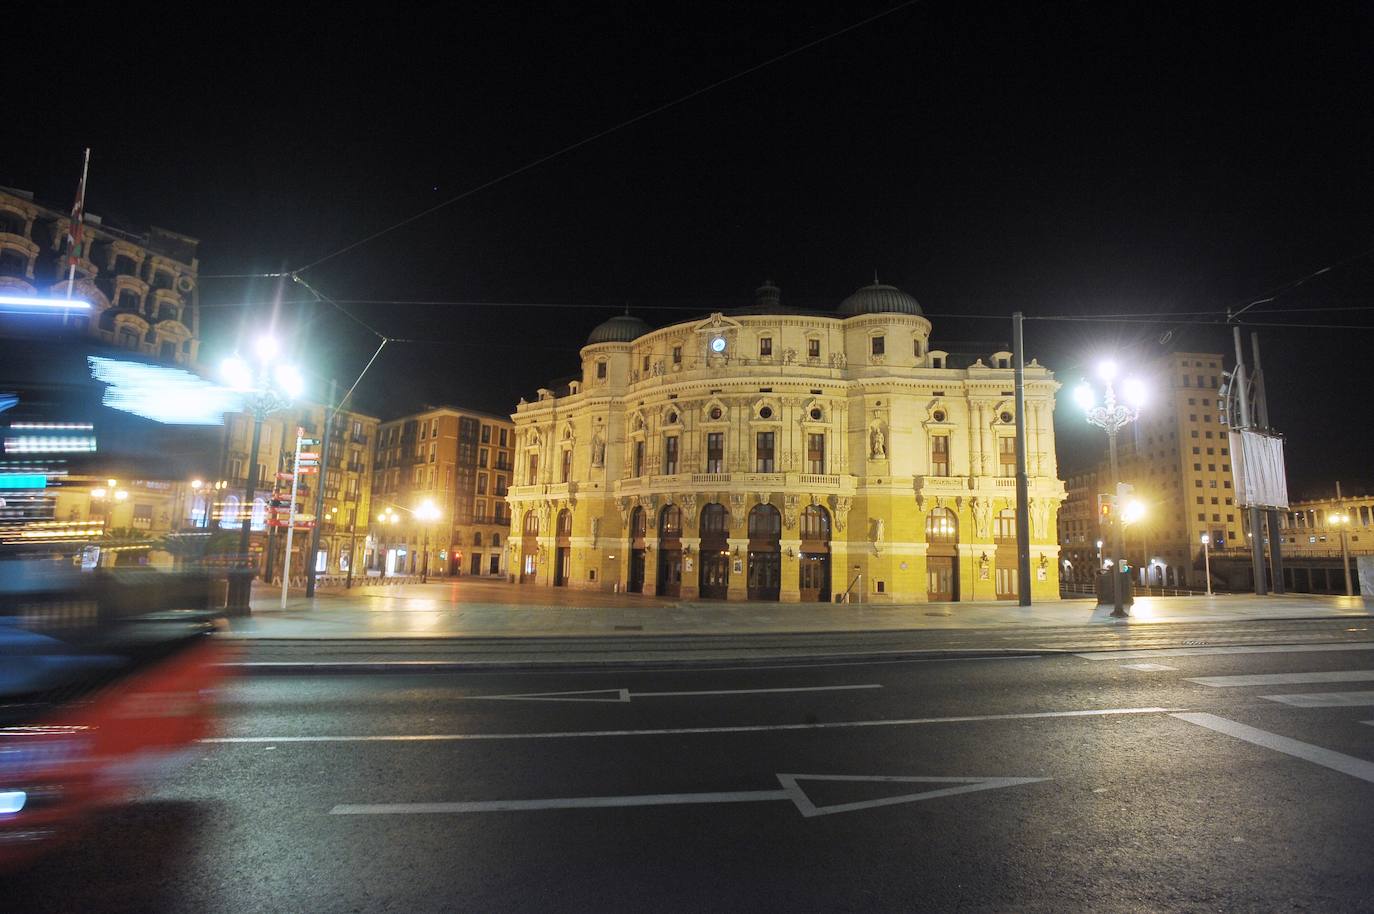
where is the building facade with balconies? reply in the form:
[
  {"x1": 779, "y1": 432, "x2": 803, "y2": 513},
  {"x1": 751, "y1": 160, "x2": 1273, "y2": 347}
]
[
  {"x1": 507, "y1": 280, "x2": 1065, "y2": 603},
  {"x1": 0, "y1": 186, "x2": 201, "y2": 365}
]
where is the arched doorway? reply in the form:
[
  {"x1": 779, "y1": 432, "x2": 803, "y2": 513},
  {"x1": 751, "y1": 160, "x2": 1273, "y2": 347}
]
[
  {"x1": 520, "y1": 510, "x2": 540, "y2": 582},
  {"x1": 747, "y1": 503, "x2": 781, "y2": 601},
  {"x1": 926, "y1": 508, "x2": 958, "y2": 601},
  {"x1": 627, "y1": 506, "x2": 646, "y2": 593},
  {"x1": 698, "y1": 503, "x2": 730, "y2": 599},
  {"x1": 799, "y1": 505, "x2": 831, "y2": 602},
  {"x1": 656, "y1": 504, "x2": 683, "y2": 597},
  {"x1": 994, "y1": 509, "x2": 1017, "y2": 600},
  {"x1": 553, "y1": 509, "x2": 572, "y2": 586}
]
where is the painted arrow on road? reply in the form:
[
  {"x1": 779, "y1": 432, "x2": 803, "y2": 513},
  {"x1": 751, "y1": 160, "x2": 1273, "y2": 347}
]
[
  {"x1": 331, "y1": 773, "x2": 1049, "y2": 818},
  {"x1": 470, "y1": 684, "x2": 882, "y2": 703}
]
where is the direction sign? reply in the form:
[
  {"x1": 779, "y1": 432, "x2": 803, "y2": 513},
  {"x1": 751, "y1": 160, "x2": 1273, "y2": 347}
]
[
  {"x1": 330, "y1": 773, "x2": 1050, "y2": 819},
  {"x1": 298, "y1": 452, "x2": 320, "y2": 461}
]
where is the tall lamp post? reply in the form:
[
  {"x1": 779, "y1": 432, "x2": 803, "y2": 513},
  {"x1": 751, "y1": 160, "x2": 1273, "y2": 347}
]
[
  {"x1": 221, "y1": 335, "x2": 303, "y2": 615},
  {"x1": 377, "y1": 507, "x2": 399, "y2": 577},
  {"x1": 416, "y1": 499, "x2": 441, "y2": 583},
  {"x1": 1200, "y1": 533, "x2": 1213, "y2": 596},
  {"x1": 1074, "y1": 360, "x2": 1146, "y2": 618},
  {"x1": 1330, "y1": 510, "x2": 1353, "y2": 597}
]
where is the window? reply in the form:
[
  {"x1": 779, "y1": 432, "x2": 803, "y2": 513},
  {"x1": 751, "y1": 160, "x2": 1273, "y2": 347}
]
[
  {"x1": 528, "y1": 453, "x2": 538, "y2": 482},
  {"x1": 931, "y1": 436, "x2": 949, "y2": 476},
  {"x1": 429, "y1": 443, "x2": 436, "y2": 463},
  {"x1": 759, "y1": 337, "x2": 772, "y2": 357},
  {"x1": 499, "y1": 429, "x2": 509, "y2": 447},
  {"x1": 706, "y1": 433, "x2": 724, "y2": 473},
  {"x1": 634, "y1": 441, "x2": 645, "y2": 477},
  {"x1": 481, "y1": 425, "x2": 491, "y2": 443},
  {"x1": 420, "y1": 423, "x2": 427, "y2": 440},
  {"x1": 561, "y1": 449, "x2": 572, "y2": 482},
  {"x1": 477, "y1": 473, "x2": 488, "y2": 495},
  {"x1": 756, "y1": 431, "x2": 775, "y2": 472},
  {"x1": 1182, "y1": 375, "x2": 1190, "y2": 387},
  {"x1": 431, "y1": 419, "x2": 438, "y2": 438},
  {"x1": 808, "y1": 339, "x2": 820, "y2": 359},
  {"x1": 871, "y1": 335, "x2": 885, "y2": 356},
  {"x1": 643, "y1": 355, "x2": 650, "y2": 372},
  {"x1": 596, "y1": 361, "x2": 607, "y2": 379},
  {"x1": 914, "y1": 339, "x2": 923, "y2": 357},
  {"x1": 807, "y1": 434, "x2": 825, "y2": 474},
  {"x1": 672, "y1": 345, "x2": 681, "y2": 365},
  {"x1": 663, "y1": 436, "x2": 679, "y2": 474},
  {"x1": 479, "y1": 448, "x2": 489, "y2": 467},
  {"x1": 998, "y1": 437, "x2": 1016, "y2": 476},
  {"x1": 495, "y1": 475, "x2": 507, "y2": 496},
  {"x1": 994, "y1": 509, "x2": 1016, "y2": 541}
]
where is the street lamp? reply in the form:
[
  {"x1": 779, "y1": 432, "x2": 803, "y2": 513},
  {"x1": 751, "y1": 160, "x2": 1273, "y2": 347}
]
[
  {"x1": 1075, "y1": 359, "x2": 1146, "y2": 617},
  {"x1": 220, "y1": 334, "x2": 302, "y2": 614},
  {"x1": 89, "y1": 479, "x2": 128, "y2": 559},
  {"x1": 1330, "y1": 511, "x2": 1353, "y2": 597},
  {"x1": 1200, "y1": 533, "x2": 1213, "y2": 596},
  {"x1": 416, "y1": 499, "x2": 441, "y2": 583}
]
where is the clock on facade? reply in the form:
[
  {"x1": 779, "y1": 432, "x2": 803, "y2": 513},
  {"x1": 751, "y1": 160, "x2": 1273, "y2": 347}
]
[{"x1": 710, "y1": 336, "x2": 727, "y2": 353}]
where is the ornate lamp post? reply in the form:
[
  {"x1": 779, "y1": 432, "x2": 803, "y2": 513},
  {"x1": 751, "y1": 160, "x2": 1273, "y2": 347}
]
[
  {"x1": 416, "y1": 499, "x2": 441, "y2": 583},
  {"x1": 221, "y1": 335, "x2": 303, "y2": 614},
  {"x1": 1074, "y1": 360, "x2": 1146, "y2": 618},
  {"x1": 1200, "y1": 533, "x2": 1213, "y2": 596}
]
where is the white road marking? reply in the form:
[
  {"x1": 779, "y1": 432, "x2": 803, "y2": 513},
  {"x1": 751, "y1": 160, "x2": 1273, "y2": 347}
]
[
  {"x1": 1121, "y1": 663, "x2": 1177, "y2": 671},
  {"x1": 203, "y1": 706, "x2": 1178, "y2": 744},
  {"x1": 329, "y1": 773, "x2": 1049, "y2": 819},
  {"x1": 1076, "y1": 643, "x2": 1374, "y2": 661},
  {"x1": 1186, "y1": 670, "x2": 1374, "y2": 688},
  {"x1": 1260, "y1": 691, "x2": 1374, "y2": 708},
  {"x1": 1171, "y1": 712, "x2": 1374, "y2": 784},
  {"x1": 227, "y1": 655, "x2": 1043, "y2": 674},
  {"x1": 475, "y1": 684, "x2": 882, "y2": 702}
]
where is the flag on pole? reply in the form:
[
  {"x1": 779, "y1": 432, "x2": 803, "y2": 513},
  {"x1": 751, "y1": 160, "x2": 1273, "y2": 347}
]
[{"x1": 63, "y1": 148, "x2": 91, "y2": 303}]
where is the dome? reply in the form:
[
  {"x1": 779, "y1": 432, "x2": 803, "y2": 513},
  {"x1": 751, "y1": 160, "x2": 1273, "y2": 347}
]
[
  {"x1": 838, "y1": 281, "x2": 923, "y2": 316},
  {"x1": 586, "y1": 313, "x2": 650, "y2": 344}
]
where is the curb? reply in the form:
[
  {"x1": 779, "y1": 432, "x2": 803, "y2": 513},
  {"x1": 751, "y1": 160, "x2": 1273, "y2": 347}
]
[{"x1": 220, "y1": 648, "x2": 1053, "y2": 675}]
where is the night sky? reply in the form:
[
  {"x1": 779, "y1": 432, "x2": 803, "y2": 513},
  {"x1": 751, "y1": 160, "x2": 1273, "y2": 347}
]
[{"x1": 8, "y1": 2, "x2": 1372, "y2": 498}]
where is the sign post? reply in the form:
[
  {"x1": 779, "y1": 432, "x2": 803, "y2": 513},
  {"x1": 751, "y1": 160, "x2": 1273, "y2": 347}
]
[{"x1": 280, "y1": 430, "x2": 306, "y2": 609}]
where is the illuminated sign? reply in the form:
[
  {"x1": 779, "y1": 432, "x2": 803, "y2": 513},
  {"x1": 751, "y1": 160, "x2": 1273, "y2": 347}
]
[
  {"x1": 0, "y1": 294, "x2": 91, "y2": 310},
  {"x1": 0, "y1": 473, "x2": 47, "y2": 489}
]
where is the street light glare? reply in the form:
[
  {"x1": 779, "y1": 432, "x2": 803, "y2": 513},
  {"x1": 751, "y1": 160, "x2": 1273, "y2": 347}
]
[
  {"x1": 255, "y1": 335, "x2": 280, "y2": 360},
  {"x1": 1121, "y1": 498, "x2": 1146, "y2": 524},
  {"x1": 221, "y1": 355, "x2": 253, "y2": 390},
  {"x1": 1121, "y1": 378, "x2": 1147, "y2": 408},
  {"x1": 1097, "y1": 359, "x2": 1117, "y2": 382},
  {"x1": 274, "y1": 364, "x2": 304, "y2": 399},
  {"x1": 1073, "y1": 382, "x2": 1095, "y2": 410}
]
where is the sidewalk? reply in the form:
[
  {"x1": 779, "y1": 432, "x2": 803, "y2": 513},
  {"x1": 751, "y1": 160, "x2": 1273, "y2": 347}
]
[{"x1": 225, "y1": 578, "x2": 1370, "y2": 640}]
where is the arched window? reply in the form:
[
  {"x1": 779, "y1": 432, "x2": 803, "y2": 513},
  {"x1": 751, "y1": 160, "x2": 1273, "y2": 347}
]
[
  {"x1": 660, "y1": 505, "x2": 681, "y2": 536},
  {"x1": 556, "y1": 508, "x2": 573, "y2": 537},
  {"x1": 800, "y1": 505, "x2": 830, "y2": 541},
  {"x1": 630, "y1": 506, "x2": 646, "y2": 539},
  {"x1": 491, "y1": 533, "x2": 500, "y2": 547},
  {"x1": 522, "y1": 511, "x2": 540, "y2": 536},
  {"x1": 700, "y1": 503, "x2": 728, "y2": 534},
  {"x1": 473, "y1": 532, "x2": 483, "y2": 546},
  {"x1": 926, "y1": 508, "x2": 957, "y2": 543},
  {"x1": 994, "y1": 509, "x2": 1016, "y2": 542},
  {"x1": 221, "y1": 494, "x2": 241, "y2": 529},
  {"x1": 748, "y1": 503, "x2": 781, "y2": 538}
]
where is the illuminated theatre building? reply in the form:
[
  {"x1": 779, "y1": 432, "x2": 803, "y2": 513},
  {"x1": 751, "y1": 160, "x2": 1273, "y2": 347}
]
[{"x1": 507, "y1": 281, "x2": 1065, "y2": 603}]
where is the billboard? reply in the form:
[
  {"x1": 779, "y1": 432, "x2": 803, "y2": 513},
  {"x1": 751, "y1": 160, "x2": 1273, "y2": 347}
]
[{"x1": 1228, "y1": 429, "x2": 1289, "y2": 510}]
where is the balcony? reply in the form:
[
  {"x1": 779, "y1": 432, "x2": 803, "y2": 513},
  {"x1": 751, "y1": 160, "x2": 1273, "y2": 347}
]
[
  {"x1": 691, "y1": 472, "x2": 732, "y2": 484},
  {"x1": 796, "y1": 473, "x2": 841, "y2": 488}
]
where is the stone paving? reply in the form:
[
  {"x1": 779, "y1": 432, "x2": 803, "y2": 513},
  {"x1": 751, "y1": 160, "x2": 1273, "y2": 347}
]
[{"x1": 225, "y1": 577, "x2": 1370, "y2": 640}]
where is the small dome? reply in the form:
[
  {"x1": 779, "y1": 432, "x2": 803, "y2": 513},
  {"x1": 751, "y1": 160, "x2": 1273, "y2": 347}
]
[
  {"x1": 838, "y1": 281, "x2": 923, "y2": 316},
  {"x1": 586, "y1": 313, "x2": 650, "y2": 344}
]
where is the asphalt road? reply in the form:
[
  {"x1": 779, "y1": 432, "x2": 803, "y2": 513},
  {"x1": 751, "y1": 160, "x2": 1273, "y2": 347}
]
[{"x1": 11, "y1": 627, "x2": 1374, "y2": 912}]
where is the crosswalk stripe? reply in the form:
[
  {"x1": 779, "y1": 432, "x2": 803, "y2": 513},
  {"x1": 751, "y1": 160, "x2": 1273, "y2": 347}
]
[
  {"x1": 1186, "y1": 670, "x2": 1374, "y2": 688},
  {"x1": 1076, "y1": 643, "x2": 1374, "y2": 661},
  {"x1": 1171, "y1": 713, "x2": 1374, "y2": 783},
  {"x1": 1260, "y1": 691, "x2": 1374, "y2": 708}
]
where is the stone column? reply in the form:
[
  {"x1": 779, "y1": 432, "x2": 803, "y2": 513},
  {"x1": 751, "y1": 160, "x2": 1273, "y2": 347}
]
[
  {"x1": 726, "y1": 537, "x2": 749, "y2": 600},
  {"x1": 780, "y1": 538, "x2": 802, "y2": 602},
  {"x1": 968, "y1": 402, "x2": 982, "y2": 477},
  {"x1": 680, "y1": 535, "x2": 702, "y2": 599}
]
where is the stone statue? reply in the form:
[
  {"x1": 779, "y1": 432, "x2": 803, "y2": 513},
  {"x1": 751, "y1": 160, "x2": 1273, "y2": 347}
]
[
  {"x1": 590, "y1": 516, "x2": 600, "y2": 545},
  {"x1": 1032, "y1": 498, "x2": 1050, "y2": 540},
  {"x1": 870, "y1": 426, "x2": 886, "y2": 460},
  {"x1": 591, "y1": 433, "x2": 605, "y2": 468},
  {"x1": 972, "y1": 496, "x2": 991, "y2": 539},
  {"x1": 872, "y1": 517, "x2": 885, "y2": 550}
]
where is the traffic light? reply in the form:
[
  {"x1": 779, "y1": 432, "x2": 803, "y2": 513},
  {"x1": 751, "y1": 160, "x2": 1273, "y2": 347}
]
[{"x1": 1097, "y1": 493, "x2": 1115, "y2": 523}]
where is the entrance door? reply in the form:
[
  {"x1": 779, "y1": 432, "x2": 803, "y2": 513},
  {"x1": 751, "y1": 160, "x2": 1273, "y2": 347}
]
[
  {"x1": 995, "y1": 562, "x2": 1017, "y2": 600},
  {"x1": 927, "y1": 555, "x2": 955, "y2": 601},
  {"x1": 699, "y1": 551, "x2": 729, "y2": 598},
  {"x1": 628, "y1": 550, "x2": 646, "y2": 593},
  {"x1": 799, "y1": 553, "x2": 830, "y2": 602},
  {"x1": 470, "y1": 552, "x2": 481, "y2": 575},
  {"x1": 656, "y1": 549, "x2": 682, "y2": 597},
  {"x1": 747, "y1": 504, "x2": 782, "y2": 601},
  {"x1": 554, "y1": 547, "x2": 570, "y2": 586},
  {"x1": 698, "y1": 503, "x2": 730, "y2": 599}
]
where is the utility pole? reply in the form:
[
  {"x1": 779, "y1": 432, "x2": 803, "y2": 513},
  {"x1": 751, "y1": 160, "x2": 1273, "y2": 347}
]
[
  {"x1": 1012, "y1": 313, "x2": 1032, "y2": 607},
  {"x1": 1232, "y1": 327, "x2": 1268, "y2": 595},
  {"x1": 1250, "y1": 332, "x2": 1285, "y2": 594},
  {"x1": 1336, "y1": 481, "x2": 1353, "y2": 597},
  {"x1": 305, "y1": 379, "x2": 337, "y2": 598}
]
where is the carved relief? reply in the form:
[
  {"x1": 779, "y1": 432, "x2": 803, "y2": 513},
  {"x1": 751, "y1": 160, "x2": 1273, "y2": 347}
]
[
  {"x1": 681, "y1": 493, "x2": 697, "y2": 524},
  {"x1": 831, "y1": 496, "x2": 852, "y2": 532},
  {"x1": 618, "y1": 498, "x2": 632, "y2": 528},
  {"x1": 829, "y1": 351, "x2": 847, "y2": 369},
  {"x1": 972, "y1": 496, "x2": 991, "y2": 539},
  {"x1": 730, "y1": 493, "x2": 748, "y2": 528},
  {"x1": 1031, "y1": 497, "x2": 1051, "y2": 541},
  {"x1": 783, "y1": 494, "x2": 799, "y2": 530}
]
